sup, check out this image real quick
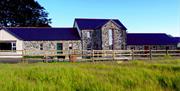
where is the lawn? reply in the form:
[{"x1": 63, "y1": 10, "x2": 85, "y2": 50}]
[{"x1": 0, "y1": 60, "x2": 179, "y2": 91}]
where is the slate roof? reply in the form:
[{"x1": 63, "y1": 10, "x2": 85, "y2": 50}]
[
  {"x1": 74, "y1": 18, "x2": 127, "y2": 30},
  {"x1": 4, "y1": 27, "x2": 81, "y2": 41},
  {"x1": 127, "y1": 33, "x2": 178, "y2": 45},
  {"x1": 174, "y1": 37, "x2": 180, "y2": 43}
]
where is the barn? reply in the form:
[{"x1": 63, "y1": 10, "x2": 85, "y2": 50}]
[{"x1": 127, "y1": 33, "x2": 179, "y2": 50}]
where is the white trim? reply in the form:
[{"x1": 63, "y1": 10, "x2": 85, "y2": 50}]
[{"x1": 0, "y1": 29, "x2": 23, "y2": 51}]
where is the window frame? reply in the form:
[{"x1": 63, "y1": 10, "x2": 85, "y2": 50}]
[
  {"x1": 40, "y1": 43, "x2": 43, "y2": 50},
  {"x1": 11, "y1": 42, "x2": 16, "y2": 51},
  {"x1": 108, "y1": 29, "x2": 113, "y2": 50},
  {"x1": 87, "y1": 31, "x2": 91, "y2": 38},
  {"x1": 69, "y1": 43, "x2": 73, "y2": 50}
]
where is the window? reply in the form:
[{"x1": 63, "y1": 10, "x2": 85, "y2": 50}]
[
  {"x1": 87, "y1": 47, "x2": 91, "y2": 50},
  {"x1": 69, "y1": 43, "x2": 73, "y2": 50},
  {"x1": 166, "y1": 46, "x2": 169, "y2": 50},
  {"x1": 40, "y1": 43, "x2": 43, "y2": 50},
  {"x1": 131, "y1": 47, "x2": 135, "y2": 50},
  {"x1": 152, "y1": 46, "x2": 157, "y2": 50},
  {"x1": 108, "y1": 29, "x2": 113, "y2": 49},
  {"x1": 57, "y1": 43, "x2": 63, "y2": 54},
  {"x1": 87, "y1": 31, "x2": 90, "y2": 38},
  {"x1": 177, "y1": 43, "x2": 180, "y2": 48},
  {"x1": 11, "y1": 42, "x2": 16, "y2": 51}
]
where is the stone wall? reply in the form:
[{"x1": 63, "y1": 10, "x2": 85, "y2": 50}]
[
  {"x1": 81, "y1": 30, "x2": 94, "y2": 50},
  {"x1": 101, "y1": 21, "x2": 126, "y2": 50},
  {"x1": 80, "y1": 20, "x2": 127, "y2": 50},
  {"x1": 23, "y1": 41, "x2": 81, "y2": 55}
]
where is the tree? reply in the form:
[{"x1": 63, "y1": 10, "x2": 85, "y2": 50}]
[{"x1": 0, "y1": 0, "x2": 51, "y2": 27}]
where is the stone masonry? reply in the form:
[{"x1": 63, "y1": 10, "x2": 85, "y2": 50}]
[
  {"x1": 23, "y1": 41, "x2": 81, "y2": 55},
  {"x1": 80, "y1": 20, "x2": 127, "y2": 50}
]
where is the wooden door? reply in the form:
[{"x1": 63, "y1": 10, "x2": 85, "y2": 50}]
[
  {"x1": 144, "y1": 46, "x2": 149, "y2": 54},
  {"x1": 144, "y1": 46, "x2": 149, "y2": 50}
]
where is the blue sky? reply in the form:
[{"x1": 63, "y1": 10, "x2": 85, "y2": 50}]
[{"x1": 38, "y1": 0, "x2": 180, "y2": 36}]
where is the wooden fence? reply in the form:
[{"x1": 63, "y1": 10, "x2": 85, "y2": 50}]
[{"x1": 0, "y1": 50, "x2": 180, "y2": 62}]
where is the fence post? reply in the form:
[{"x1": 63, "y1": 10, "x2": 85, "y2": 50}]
[
  {"x1": 21, "y1": 50, "x2": 24, "y2": 63},
  {"x1": 44, "y1": 52, "x2": 48, "y2": 63},
  {"x1": 113, "y1": 50, "x2": 115, "y2": 61},
  {"x1": 149, "y1": 49, "x2": 152, "y2": 60},
  {"x1": 92, "y1": 50, "x2": 94, "y2": 62},
  {"x1": 131, "y1": 49, "x2": 134, "y2": 60},
  {"x1": 166, "y1": 49, "x2": 169, "y2": 56}
]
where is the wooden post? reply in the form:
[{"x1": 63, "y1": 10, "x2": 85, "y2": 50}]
[
  {"x1": 92, "y1": 50, "x2": 94, "y2": 62},
  {"x1": 149, "y1": 49, "x2": 152, "y2": 60},
  {"x1": 113, "y1": 50, "x2": 115, "y2": 61},
  {"x1": 131, "y1": 49, "x2": 134, "y2": 60},
  {"x1": 21, "y1": 50, "x2": 24, "y2": 63},
  {"x1": 23, "y1": 50, "x2": 26, "y2": 63},
  {"x1": 45, "y1": 53, "x2": 48, "y2": 63},
  {"x1": 166, "y1": 49, "x2": 169, "y2": 56}
]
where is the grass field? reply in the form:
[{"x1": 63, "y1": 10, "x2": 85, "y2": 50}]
[{"x1": 0, "y1": 60, "x2": 179, "y2": 91}]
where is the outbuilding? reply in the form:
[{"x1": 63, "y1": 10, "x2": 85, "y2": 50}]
[
  {"x1": 0, "y1": 27, "x2": 81, "y2": 58},
  {"x1": 127, "y1": 33, "x2": 178, "y2": 50}
]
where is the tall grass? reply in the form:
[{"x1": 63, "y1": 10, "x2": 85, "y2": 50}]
[{"x1": 0, "y1": 59, "x2": 179, "y2": 91}]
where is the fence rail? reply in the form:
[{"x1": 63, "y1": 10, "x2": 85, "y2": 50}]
[{"x1": 0, "y1": 49, "x2": 180, "y2": 61}]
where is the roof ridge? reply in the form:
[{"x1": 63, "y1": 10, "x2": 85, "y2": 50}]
[
  {"x1": 75, "y1": 18, "x2": 119, "y2": 20},
  {"x1": 5, "y1": 27, "x2": 76, "y2": 29},
  {"x1": 127, "y1": 33, "x2": 167, "y2": 34},
  {"x1": 5, "y1": 27, "x2": 81, "y2": 41}
]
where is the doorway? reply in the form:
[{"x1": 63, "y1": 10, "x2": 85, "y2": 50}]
[
  {"x1": 144, "y1": 46, "x2": 149, "y2": 50},
  {"x1": 144, "y1": 46, "x2": 149, "y2": 54}
]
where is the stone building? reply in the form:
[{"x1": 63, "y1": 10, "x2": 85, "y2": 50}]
[
  {"x1": 73, "y1": 18, "x2": 127, "y2": 50},
  {"x1": 0, "y1": 18, "x2": 180, "y2": 58},
  {"x1": 127, "y1": 33, "x2": 179, "y2": 50},
  {"x1": 174, "y1": 37, "x2": 180, "y2": 49},
  {"x1": 0, "y1": 27, "x2": 81, "y2": 58}
]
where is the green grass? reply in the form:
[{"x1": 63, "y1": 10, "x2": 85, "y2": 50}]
[{"x1": 0, "y1": 60, "x2": 179, "y2": 91}]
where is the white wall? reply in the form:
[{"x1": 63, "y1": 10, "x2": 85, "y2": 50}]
[
  {"x1": 177, "y1": 43, "x2": 180, "y2": 48},
  {"x1": 74, "y1": 22, "x2": 81, "y2": 37},
  {"x1": 0, "y1": 29, "x2": 23, "y2": 51}
]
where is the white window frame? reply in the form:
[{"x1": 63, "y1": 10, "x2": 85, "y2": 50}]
[
  {"x1": 87, "y1": 31, "x2": 90, "y2": 38},
  {"x1": 11, "y1": 42, "x2": 16, "y2": 51},
  {"x1": 177, "y1": 43, "x2": 180, "y2": 48},
  {"x1": 108, "y1": 29, "x2": 113, "y2": 46}
]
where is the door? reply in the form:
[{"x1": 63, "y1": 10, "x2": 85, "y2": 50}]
[
  {"x1": 144, "y1": 46, "x2": 149, "y2": 54},
  {"x1": 57, "y1": 43, "x2": 63, "y2": 54},
  {"x1": 144, "y1": 46, "x2": 149, "y2": 50}
]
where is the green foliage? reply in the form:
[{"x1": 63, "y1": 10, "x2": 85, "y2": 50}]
[
  {"x1": 0, "y1": 59, "x2": 179, "y2": 91},
  {"x1": 0, "y1": 0, "x2": 51, "y2": 27}
]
